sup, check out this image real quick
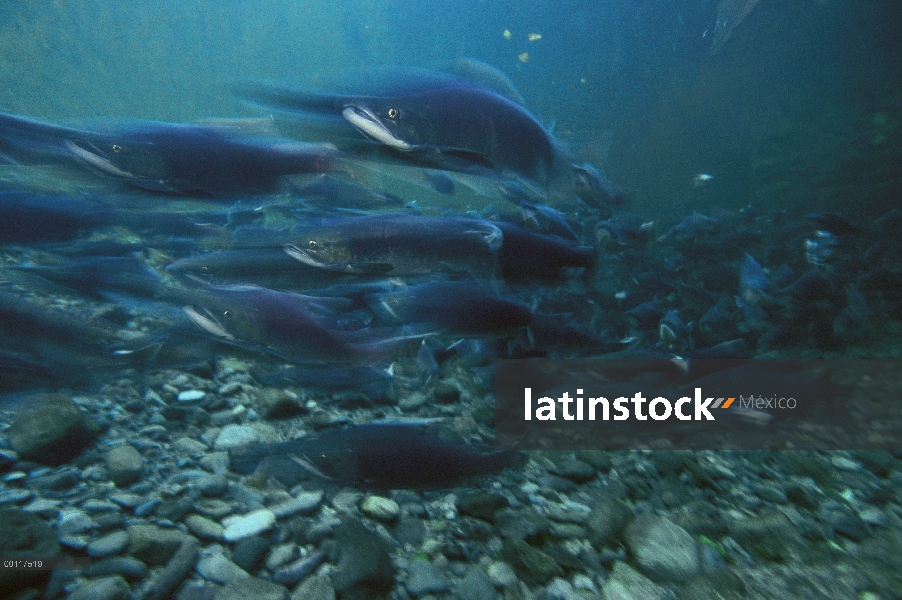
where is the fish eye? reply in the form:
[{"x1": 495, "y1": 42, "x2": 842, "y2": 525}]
[
  {"x1": 387, "y1": 108, "x2": 398, "y2": 119},
  {"x1": 112, "y1": 144, "x2": 122, "y2": 153},
  {"x1": 308, "y1": 240, "x2": 317, "y2": 249},
  {"x1": 223, "y1": 310, "x2": 232, "y2": 318}
]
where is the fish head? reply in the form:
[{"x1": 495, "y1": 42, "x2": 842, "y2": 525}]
[
  {"x1": 340, "y1": 98, "x2": 429, "y2": 151},
  {"x1": 284, "y1": 232, "x2": 353, "y2": 271},
  {"x1": 572, "y1": 162, "x2": 625, "y2": 214},
  {"x1": 182, "y1": 292, "x2": 267, "y2": 344},
  {"x1": 65, "y1": 137, "x2": 169, "y2": 184}
]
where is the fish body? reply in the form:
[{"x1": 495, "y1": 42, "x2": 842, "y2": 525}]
[
  {"x1": 229, "y1": 423, "x2": 517, "y2": 488},
  {"x1": 165, "y1": 248, "x2": 350, "y2": 289},
  {"x1": 518, "y1": 202, "x2": 578, "y2": 241},
  {"x1": 496, "y1": 221, "x2": 595, "y2": 280},
  {"x1": 244, "y1": 69, "x2": 564, "y2": 185},
  {"x1": 0, "y1": 191, "x2": 115, "y2": 243},
  {"x1": 0, "y1": 111, "x2": 336, "y2": 196},
  {"x1": 595, "y1": 214, "x2": 653, "y2": 248},
  {"x1": 367, "y1": 280, "x2": 534, "y2": 336},
  {"x1": 572, "y1": 162, "x2": 627, "y2": 216},
  {"x1": 183, "y1": 284, "x2": 418, "y2": 366},
  {"x1": 16, "y1": 255, "x2": 163, "y2": 300},
  {"x1": 284, "y1": 213, "x2": 502, "y2": 277},
  {"x1": 291, "y1": 174, "x2": 405, "y2": 211}
]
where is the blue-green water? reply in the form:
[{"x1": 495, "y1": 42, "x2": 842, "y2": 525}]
[
  {"x1": 1, "y1": 2, "x2": 901, "y2": 599},
  {"x1": 3, "y1": 1, "x2": 898, "y2": 219}
]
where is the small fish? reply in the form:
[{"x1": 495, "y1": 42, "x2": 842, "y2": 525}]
[
  {"x1": 290, "y1": 174, "x2": 405, "y2": 211},
  {"x1": 166, "y1": 248, "x2": 347, "y2": 289},
  {"x1": 693, "y1": 173, "x2": 713, "y2": 186},
  {"x1": 595, "y1": 214, "x2": 653, "y2": 248},
  {"x1": 16, "y1": 255, "x2": 163, "y2": 301},
  {"x1": 697, "y1": 296, "x2": 742, "y2": 346},
  {"x1": 572, "y1": 162, "x2": 627, "y2": 216},
  {"x1": 739, "y1": 253, "x2": 769, "y2": 307},
  {"x1": 624, "y1": 301, "x2": 665, "y2": 330},
  {"x1": 658, "y1": 309, "x2": 691, "y2": 350},
  {"x1": 422, "y1": 169, "x2": 456, "y2": 195},
  {"x1": 518, "y1": 202, "x2": 579, "y2": 241},
  {"x1": 804, "y1": 230, "x2": 837, "y2": 268},
  {"x1": 659, "y1": 211, "x2": 719, "y2": 245}
]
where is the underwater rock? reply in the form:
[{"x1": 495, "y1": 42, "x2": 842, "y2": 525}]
[
  {"x1": 331, "y1": 517, "x2": 395, "y2": 600},
  {"x1": 0, "y1": 508, "x2": 60, "y2": 595},
  {"x1": 103, "y1": 444, "x2": 143, "y2": 487},
  {"x1": 624, "y1": 514, "x2": 700, "y2": 583},
  {"x1": 6, "y1": 392, "x2": 96, "y2": 465}
]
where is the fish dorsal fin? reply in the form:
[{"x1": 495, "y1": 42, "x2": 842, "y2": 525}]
[{"x1": 438, "y1": 58, "x2": 528, "y2": 107}]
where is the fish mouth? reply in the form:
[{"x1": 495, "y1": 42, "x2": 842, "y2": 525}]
[
  {"x1": 64, "y1": 139, "x2": 136, "y2": 179},
  {"x1": 341, "y1": 105, "x2": 412, "y2": 151},
  {"x1": 284, "y1": 244, "x2": 330, "y2": 269},
  {"x1": 183, "y1": 305, "x2": 235, "y2": 340}
]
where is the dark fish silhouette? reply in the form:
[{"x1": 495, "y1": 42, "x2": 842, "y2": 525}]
[
  {"x1": 291, "y1": 173, "x2": 405, "y2": 211},
  {"x1": 182, "y1": 284, "x2": 420, "y2": 366},
  {"x1": 242, "y1": 68, "x2": 565, "y2": 185},
  {"x1": 0, "y1": 111, "x2": 337, "y2": 196},
  {"x1": 366, "y1": 280, "x2": 534, "y2": 337},
  {"x1": 165, "y1": 248, "x2": 353, "y2": 289},
  {"x1": 229, "y1": 423, "x2": 518, "y2": 488},
  {"x1": 0, "y1": 190, "x2": 116, "y2": 243},
  {"x1": 572, "y1": 162, "x2": 627, "y2": 216},
  {"x1": 283, "y1": 213, "x2": 502, "y2": 277},
  {"x1": 15, "y1": 255, "x2": 164, "y2": 301},
  {"x1": 495, "y1": 221, "x2": 595, "y2": 280}
]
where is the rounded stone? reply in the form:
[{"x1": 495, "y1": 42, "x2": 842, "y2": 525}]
[
  {"x1": 6, "y1": 393, "x2": 95, "y2": 465},
  {"x1": 104, "y1": 445, "x2": 143, "y2": 487},
  {"x1": 486, "y1": 560, "x2": 518, "y2": 587},
  {"x1": 270, "y1": 490, "x2": 323, "y2": 518},
  {"x1": 177, "y1": 390, "x2": 206, "y2": 402},
  {"x1": 624, "y1": 515, "x2": 700, "y2": 583},
  {"x1": 87, "y1": 529, "x2": 129, "y2": 558},
  {"x1": 223, "y1": 509, "x2": 277, "y2": 542},
  {"x1": 360, "y1": 496, "x2": 400, "y2": 521},
  {"x1": 67, "y1": 575, "x2": 130, "y2": 600},
  {"x1": 196, "y1": 551, "x2": 250, "y2": 585},
  {"x1": 217, "y1": 577, "x2": 289, "y2": 600},
  {"x1": 195, "y1": 473, "x2": 228, "y2": 497},
  {"x1": 405, "y1": 557, "x2": 450, "y2": 596},
  {"x1": 185, "y1": 514, "x2": 225, "y2": 541},
  {"x1": 214, "y1": 425, "x2": 261, "y2": 449}
]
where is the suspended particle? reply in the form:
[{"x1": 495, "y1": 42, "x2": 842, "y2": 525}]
[
  {"x1": 528, "y1": 33, "x2": 542, "y2": 42},
  {"x1": 518, "y1": 52, "x2": 530, "y2": 63},
  {"x1": 503, "y1": 29, "x2": 512, "y2": 40}
]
